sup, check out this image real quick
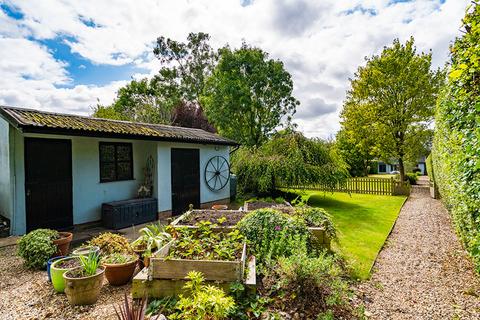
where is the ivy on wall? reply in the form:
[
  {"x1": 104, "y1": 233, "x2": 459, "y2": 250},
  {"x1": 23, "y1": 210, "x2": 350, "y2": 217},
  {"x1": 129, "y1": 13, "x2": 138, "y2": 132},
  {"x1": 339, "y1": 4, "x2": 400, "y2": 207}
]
[{"x1": 433, "y1": 1, "x2": 480, "y2": 271}]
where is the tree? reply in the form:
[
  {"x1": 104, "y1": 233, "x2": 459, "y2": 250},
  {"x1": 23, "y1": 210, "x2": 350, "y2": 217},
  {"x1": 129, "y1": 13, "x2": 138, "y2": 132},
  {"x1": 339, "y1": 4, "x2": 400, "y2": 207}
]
[
  {"x1": 343, "y1": 38, "x2": 444, "y2": 181},
  {"x1": 92, "y1": 78, "x2": 171, "y2": 124},
  {"x1": 171, "y1": 101, "x2": 215, "y2": 133},
  {"x1": 93, "y1": 32, "x2": 217, "y2": 128},
  {"x1": 336, "y1": 101, "x2": 378, "y2": 177},
  {"x1": 232, "y1": 131, "x2": 349, "y2": 194},
  {"x1": 153, "y1": 32, "x2": 217, "y2": 108},
  {"x1": 201, "y1": 44, "x2": 299, "y2": 147}
]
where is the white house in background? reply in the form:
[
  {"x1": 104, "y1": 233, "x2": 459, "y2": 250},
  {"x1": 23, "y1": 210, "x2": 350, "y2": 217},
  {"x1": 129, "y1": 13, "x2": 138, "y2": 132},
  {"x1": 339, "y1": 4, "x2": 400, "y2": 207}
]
[
  {"x1": 376, "y1": 156, "x2": 427, "y2": 175},
  {"x1": 0, "y1": 106, "x2": 237, "y2": 235}
]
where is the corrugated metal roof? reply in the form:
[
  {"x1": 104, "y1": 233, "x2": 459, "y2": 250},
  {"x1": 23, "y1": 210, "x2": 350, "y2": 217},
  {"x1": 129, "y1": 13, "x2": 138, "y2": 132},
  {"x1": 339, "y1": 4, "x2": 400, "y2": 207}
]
[{"x1": 0, "y1": 106, "x2": 238, "y2": 146}]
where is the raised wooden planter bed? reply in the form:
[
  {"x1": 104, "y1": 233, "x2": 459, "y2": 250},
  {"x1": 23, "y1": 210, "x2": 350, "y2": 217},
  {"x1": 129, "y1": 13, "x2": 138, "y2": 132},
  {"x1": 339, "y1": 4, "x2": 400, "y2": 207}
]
[
  {"x1": 171, "y1": 209, "x2": 332, "y2": 250},
  {"x1": 149, "y1": 239, "x2": 247, "y2": 282},
  {"x1": 132, "y1": 256, "x2": 256, "y2": 298}
]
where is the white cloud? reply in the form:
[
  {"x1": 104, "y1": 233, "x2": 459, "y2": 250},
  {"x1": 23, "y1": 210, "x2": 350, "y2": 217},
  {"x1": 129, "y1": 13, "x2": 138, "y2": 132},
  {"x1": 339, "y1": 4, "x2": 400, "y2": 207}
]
[{"x1": 0, "y1": 0, "x2": 470, "y2": 137}]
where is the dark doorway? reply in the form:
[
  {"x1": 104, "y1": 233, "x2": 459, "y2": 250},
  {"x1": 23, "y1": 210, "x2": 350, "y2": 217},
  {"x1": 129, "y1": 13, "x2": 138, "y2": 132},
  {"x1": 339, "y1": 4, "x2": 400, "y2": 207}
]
[
  {"x1": 25, "y1": 138, "x2": 73, "y2": 232},
  {"x1": 171, "y1": 148, "x2": 200, "y2": 216}
]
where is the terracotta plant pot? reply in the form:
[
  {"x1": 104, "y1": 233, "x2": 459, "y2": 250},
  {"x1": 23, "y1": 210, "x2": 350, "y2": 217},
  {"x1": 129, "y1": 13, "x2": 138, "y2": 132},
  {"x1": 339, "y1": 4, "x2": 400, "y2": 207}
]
[
  {"x1": 53, "y1": 232, "x2": 73, "y2": 257},
  {"x1": 103, "y1": 259, "x2": 138, "y2": 286},
  {"x1": 212, "y1": 204, "x2": 228, "y2": 210},
  {"x1": 50, "y1": 256, "x2": 80, "y2": 293},
  {"x1": 144, "y1": 256, "x2": 151, "y2": 268},
  {"x1": 63, "y1": 266, "x2": 105, "y2": 306}
]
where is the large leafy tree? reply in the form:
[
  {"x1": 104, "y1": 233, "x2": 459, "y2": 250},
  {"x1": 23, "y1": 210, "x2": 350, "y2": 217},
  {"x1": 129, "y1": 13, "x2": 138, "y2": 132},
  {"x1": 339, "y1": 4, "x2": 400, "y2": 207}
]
[
  {"x1": 343, "y1": 38, "x2": 444, "y2": 181},
  {"x1": 93, "y1": 32, "x2": 217, "y2": 128},
  {"x1": 93, "y1": 78, "x2": 171, "y2": 123},
  {"x1": 201, "y1": 44, "x2": 299, "y2": 147},
  {"x1": 336, "y1": 101, "x2": 378, "y2": 176},
  {"x1": 232, "y1": 131, "x2": 349, "y2": 194}
]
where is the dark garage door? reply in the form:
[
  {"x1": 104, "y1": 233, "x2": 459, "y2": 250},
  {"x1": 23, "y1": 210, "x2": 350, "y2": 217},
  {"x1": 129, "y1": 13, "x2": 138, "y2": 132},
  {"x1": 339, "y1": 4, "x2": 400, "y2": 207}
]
[
  {"x1": 24, "y1": 138, "x2": 73, "y2": 232},
  {"x1": 171, "y1": 148, "x2": 200, "y2": 216}
]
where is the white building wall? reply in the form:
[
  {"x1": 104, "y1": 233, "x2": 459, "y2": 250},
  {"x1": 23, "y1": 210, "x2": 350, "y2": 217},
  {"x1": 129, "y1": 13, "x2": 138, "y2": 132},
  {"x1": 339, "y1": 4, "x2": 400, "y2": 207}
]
[
  {"x1": 156, "y1": 142, "x2": 230, "y2": 212},
  {"x1": 0, "y1": 119, "x2": 14, "y2": 226}
]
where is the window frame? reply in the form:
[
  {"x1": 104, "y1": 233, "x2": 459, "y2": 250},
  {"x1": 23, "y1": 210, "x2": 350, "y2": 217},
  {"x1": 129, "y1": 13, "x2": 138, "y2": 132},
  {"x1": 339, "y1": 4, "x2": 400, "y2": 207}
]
[{"x1": 99, "y1": 142, "x2": 134, "y2": 183}]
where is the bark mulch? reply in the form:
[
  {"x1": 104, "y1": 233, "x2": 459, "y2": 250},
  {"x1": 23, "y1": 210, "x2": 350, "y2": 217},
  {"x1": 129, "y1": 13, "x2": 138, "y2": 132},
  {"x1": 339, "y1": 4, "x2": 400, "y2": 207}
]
[
  {"x1": 355, "y1": 184, "x2": 480, "y2": 319},
  {"x1": 0, "y1": 245, "x2": 132, "y2": 320}
]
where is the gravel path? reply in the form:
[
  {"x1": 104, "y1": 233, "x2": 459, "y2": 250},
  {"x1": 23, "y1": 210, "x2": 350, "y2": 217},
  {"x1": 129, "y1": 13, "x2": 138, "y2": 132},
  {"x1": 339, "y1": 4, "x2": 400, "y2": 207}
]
[
  {"x1": 356, "y1": 181, "x2": 480, "y2": 319},
  {"x1": 0, "y1": 245, "x2": 132, "y2": 320}
]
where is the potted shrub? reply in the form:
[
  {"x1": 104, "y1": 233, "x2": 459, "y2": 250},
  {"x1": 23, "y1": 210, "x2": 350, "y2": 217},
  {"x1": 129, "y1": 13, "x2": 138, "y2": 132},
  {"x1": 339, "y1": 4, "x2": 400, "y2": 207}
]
[
  {"x1": 17, "y1": 229, "x2": 59, "y2": 269},
  {"x1": 53, "y1": 231, "x2": 73, "y2": 256},
  {"x1": 102, "y1": 253, "x2": 138, "y2": 286},
  {"x1": 87, "y1": 232, "x2": 133, "y2": 256},
  {"x1": 63, "y1": 251, "x2": 105, "y2": 306},
  {"x1": 131, "y1": 223, "x2": 171, "y2": 269},
  {"x1": 50, "y1": 256, "x2": 81, "y2": 293}
]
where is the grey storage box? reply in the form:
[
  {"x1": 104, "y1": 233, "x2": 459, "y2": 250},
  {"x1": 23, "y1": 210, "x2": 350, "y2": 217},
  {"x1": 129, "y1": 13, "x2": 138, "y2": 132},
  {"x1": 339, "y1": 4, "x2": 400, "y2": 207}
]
[{"x1": 102, "y1": 198, "x2": 158, "y2": 229}]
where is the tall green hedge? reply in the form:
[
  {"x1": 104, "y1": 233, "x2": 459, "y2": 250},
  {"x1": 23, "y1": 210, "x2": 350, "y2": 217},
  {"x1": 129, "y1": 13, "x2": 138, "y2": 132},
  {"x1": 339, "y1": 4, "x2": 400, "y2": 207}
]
[
  {"x1": 425, "y1": 154, "x2": 433, "y2": 182},
  {"x1": 433, "y1": 2, "x2": 480, "y2": 271}
]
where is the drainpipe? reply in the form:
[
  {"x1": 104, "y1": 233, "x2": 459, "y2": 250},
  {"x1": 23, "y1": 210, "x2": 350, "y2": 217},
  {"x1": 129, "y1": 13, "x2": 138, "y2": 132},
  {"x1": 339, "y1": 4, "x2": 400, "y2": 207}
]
[{"x1": 229, "y1": 144, "x2": 240, "y2": 155}]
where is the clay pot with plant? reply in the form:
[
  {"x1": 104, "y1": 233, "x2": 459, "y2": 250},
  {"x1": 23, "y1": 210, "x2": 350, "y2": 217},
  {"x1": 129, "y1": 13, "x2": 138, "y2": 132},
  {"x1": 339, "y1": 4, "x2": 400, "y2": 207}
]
[
  {"x1": 131, "y1": 223, "x2": 171, "y2": 269},
  {"x1": 72, "y1": 245, "x2": 100, "y2": 257},
  {"x1": 50, "y1": 256, "x2": 81, "y2": 293},
  {"x1": 63, "y1": 251, "x2": 105, "y2": 306},
  {"x1": 102, "y1": 253, "x2": 138, "y2": 286},
  {"x1": 52, "y1": 232, "x2": 73, "y2": 256}
]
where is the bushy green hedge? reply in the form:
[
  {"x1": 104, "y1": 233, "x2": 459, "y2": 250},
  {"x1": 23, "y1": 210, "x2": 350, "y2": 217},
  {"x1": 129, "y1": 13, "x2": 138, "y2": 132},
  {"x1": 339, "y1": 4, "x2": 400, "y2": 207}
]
[
  {"x1": 433, "y1": 2, "x2": 480, "y2": 271},
  {"x1": 426, "y1": 154, "x2": 433, "y2": 182}
]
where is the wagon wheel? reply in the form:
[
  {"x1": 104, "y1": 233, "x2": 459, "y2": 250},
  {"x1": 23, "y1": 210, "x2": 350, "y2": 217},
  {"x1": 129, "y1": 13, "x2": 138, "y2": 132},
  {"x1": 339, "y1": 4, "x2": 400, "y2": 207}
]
[{"x1": 204, "y1": 156, "x2": 230, "y2": 191}]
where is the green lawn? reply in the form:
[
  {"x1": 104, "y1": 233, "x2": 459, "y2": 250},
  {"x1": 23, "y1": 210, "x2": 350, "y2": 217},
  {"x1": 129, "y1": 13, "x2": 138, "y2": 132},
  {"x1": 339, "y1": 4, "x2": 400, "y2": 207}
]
[{"x1": 292, "y1": 190, "x2": 406, "y2": 279}]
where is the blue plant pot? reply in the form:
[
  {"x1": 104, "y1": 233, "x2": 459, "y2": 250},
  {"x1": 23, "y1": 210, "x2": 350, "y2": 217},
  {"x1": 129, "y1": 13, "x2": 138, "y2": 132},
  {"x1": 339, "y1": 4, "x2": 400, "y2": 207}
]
[{"x1": 47, "y1": 256, "x2": 65, "y2": 282}]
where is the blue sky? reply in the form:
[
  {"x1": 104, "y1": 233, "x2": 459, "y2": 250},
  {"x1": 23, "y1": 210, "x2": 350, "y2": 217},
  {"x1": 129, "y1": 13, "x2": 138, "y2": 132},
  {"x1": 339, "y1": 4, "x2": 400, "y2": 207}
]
[{"x1": 0, "y1": 0, "x2": 469, "y2": 137}]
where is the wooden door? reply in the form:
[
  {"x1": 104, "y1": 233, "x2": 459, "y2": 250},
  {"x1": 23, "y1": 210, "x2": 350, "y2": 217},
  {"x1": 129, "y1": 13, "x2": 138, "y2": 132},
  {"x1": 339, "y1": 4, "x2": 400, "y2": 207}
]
[
  {"x1": 25, "y1": 138, "x2": 73, "y2": 231},
  {"x1": 171, "y1": 148, "x2": 200, "y2": 216}
]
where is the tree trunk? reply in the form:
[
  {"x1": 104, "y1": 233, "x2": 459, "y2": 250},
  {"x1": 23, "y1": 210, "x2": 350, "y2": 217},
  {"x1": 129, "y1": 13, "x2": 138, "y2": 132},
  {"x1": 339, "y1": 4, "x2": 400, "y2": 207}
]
[{"x1": 398, "y1": 157, "x2": 405, "y2": 182}]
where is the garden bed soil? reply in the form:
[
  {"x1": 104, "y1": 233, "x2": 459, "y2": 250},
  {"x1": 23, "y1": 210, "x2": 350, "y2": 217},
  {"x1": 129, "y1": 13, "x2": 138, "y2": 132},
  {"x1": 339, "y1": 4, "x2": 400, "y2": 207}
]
[
  {"x1": 244, "y1": 201, "x2": 295, "y2": 214},
  {"x1": 56, "y1": 258, "x2": 81, "y2": 269},
  {"x1": 179, "y1": 210, "x2": 246, "y2": 226}
]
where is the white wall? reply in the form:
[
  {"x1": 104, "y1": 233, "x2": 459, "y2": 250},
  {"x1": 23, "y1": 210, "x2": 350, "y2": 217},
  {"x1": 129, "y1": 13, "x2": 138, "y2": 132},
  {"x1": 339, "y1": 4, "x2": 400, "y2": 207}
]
[
  {"x1": 8, "y1": 131, "x2": 230, "y2": 235},
  {"x1": 156, "y1": 142, "x2": 230, "y2": 212},
  {"x1": 0, "y1": 118, "x2": 13, "y2": 225},
  {"x1": 11, "y1": 132, "x2": 157, "y2": 234}
]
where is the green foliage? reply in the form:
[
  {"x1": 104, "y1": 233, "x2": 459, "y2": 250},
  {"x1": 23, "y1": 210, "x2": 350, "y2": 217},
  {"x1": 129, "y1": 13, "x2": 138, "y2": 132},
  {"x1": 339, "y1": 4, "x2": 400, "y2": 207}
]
[
  {"x1": 433, "y1": 2, "x2": 480, "y2": 271},
  {"x1": 340, "y1": 37, "x2": 443, "y2": 181},
  {"x1": 232, "y1": 131, "x2": 349, "y2": 194},
  {"x1": 228, "y1": 282, "x2": 271, "y2": 319},
  {"x1": 168, "y1": 222, "x2": 244, "y2": 261},
  {"x1": 426, "y1": 153, "x2": 434, "y2": 181},
  {"x1": 146, "y1": 297, "x2": 178, "y2": 317},
  {"x1": 405, "y1": 173, "x2": 418, "y2": 185},
  {"x1": 131, "y1": 222, "x2": 172, "y2": 257},
  {"x1": 78, "y1": 251, "x2": 100, "y2": 276},
  {"x1": 17, "y1": 229, "x2": 59, "y2": 269},
  {"x1": 236, "y1": 209, "x2": 310, "y2": 272},
  {"x1": 93, "y1": 32, "x2": 217, "y2": 127},
  {"x1": 93, "y1": 78, "x2": 172, "y2": 124},
  {"x1": 295, "y1": 207, "x2": 337, "y2": 239},
  {"x1": 201, "y1": 44, "x2": 298, "y2": 147},
  {"x1": 171, "y1": 271, "x2": 236, "y2": 320},
  {"x1": 263, "y1": 251, "x2": 362, "y2": 319},
  {"x1": 102, "y1": 253, "x2": 137, "y2": 265},
  {"x1": 88, "y1": 232, "x2": 133, "y2": 256}
]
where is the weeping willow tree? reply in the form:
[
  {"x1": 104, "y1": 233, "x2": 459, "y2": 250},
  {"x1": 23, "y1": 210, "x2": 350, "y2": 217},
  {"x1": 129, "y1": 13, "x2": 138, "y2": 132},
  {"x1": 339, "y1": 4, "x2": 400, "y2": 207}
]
[{"x1": 232, "y1": 131, "x2": 349, "y2": 194}]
